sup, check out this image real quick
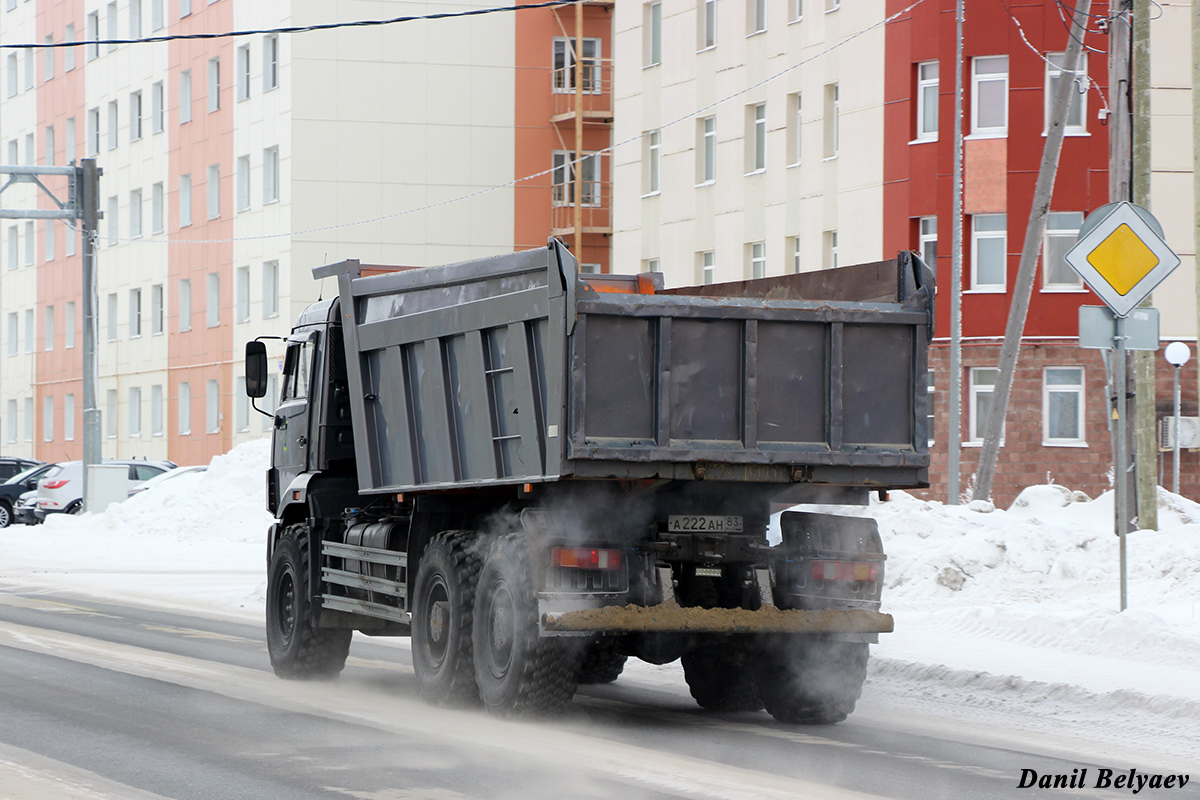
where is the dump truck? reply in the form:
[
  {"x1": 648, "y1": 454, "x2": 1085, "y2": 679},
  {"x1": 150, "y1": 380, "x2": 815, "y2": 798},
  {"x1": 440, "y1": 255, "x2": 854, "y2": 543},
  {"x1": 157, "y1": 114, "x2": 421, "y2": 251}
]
[{"x1": 244, "y1": 239, "x2": 934, "y2": 724}]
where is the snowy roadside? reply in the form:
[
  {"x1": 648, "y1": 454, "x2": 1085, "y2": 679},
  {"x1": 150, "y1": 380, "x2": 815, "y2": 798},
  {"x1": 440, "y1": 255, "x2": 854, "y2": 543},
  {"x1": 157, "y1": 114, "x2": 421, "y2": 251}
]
[{"x1": 1, "y1": 438, "x2": 1198, "y2": 763}]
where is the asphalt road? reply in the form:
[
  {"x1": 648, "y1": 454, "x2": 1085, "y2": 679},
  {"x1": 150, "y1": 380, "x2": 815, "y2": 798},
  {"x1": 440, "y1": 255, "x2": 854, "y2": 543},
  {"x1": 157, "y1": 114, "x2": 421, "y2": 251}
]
[{"x1": 0, "y1": 586, "x2": 1190, "y2": 800}]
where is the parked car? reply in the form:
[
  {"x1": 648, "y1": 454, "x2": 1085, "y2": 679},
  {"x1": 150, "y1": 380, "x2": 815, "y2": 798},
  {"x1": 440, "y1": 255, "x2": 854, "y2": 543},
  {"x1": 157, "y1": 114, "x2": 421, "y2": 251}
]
[
  {"x1": 127, "y1": 464, "x2": 207, "y2": 497},
  {"x1": 0, "y1": 457, "x2": 42, "y2": 483},
  {"x1": 35, "y1": 459, "x2": 177, "y2": 519},
  {"x1": 13, "y1": 490, "x2": 41, "y2": 526},
  {"x1": 0, "y1": 462, "x2": 58, "y2": 528}
]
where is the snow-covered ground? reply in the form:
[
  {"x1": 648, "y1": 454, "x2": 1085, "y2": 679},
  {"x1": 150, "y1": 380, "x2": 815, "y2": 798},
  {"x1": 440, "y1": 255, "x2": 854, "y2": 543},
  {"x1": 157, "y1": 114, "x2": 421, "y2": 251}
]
[{"x1": 2, "y1": 438, "x2": 1198, "y2": 765}]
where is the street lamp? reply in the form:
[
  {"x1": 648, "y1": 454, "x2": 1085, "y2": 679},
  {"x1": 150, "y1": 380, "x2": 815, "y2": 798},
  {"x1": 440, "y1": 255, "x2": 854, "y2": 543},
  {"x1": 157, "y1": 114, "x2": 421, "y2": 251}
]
[{"x1": 1164, "y1": 341, "x2": 1191, "y2": 495}]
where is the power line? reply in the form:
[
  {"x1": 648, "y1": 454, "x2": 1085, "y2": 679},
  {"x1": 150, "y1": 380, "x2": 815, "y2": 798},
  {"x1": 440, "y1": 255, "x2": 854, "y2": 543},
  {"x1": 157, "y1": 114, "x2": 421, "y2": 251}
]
[
  {"x1": 0, "y1": 0, "x2": 582, "y2": 50},
  {"x1": 113, "y1": 0, "x2": 934, "y2": 247}
]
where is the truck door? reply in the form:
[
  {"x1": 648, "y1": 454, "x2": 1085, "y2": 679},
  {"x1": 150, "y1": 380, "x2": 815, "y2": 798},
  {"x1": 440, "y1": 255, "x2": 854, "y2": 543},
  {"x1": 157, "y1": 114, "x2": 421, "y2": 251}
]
[{"x1": 272, "y1": 333, "x2": 317, "y2": 503}]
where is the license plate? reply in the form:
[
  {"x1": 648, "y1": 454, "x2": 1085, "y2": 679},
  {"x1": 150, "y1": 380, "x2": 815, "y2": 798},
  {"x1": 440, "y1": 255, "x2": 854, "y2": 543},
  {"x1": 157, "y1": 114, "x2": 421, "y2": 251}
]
[{"x1": 667, "y1": 515, "x2": 743, "y2": 533}]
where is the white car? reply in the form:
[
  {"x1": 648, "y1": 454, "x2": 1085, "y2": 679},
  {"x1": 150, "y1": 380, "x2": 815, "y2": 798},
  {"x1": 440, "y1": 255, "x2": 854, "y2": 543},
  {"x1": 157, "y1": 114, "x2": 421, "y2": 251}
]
[
  {"x1": 127, "y1": 465, "x2": 208, "y2": 497},
  {"x1": 36, "y1": 459, "x2": 177, "y2": 518}
]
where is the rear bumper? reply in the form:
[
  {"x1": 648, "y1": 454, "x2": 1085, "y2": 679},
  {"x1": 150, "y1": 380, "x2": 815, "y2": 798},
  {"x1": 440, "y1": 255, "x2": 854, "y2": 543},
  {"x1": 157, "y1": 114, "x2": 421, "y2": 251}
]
[{"x1": 540, "y1": 603, "x2": 893, "y2": 635}]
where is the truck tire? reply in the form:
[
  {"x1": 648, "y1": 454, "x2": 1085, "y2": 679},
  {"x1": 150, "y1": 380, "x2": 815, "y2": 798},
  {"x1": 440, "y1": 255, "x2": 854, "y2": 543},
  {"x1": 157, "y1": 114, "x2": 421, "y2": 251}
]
[
  {"x1": 266, "y1": 524, "x2": 352, "y2": 679},
  {"x1": 682, "y1": 645, "x2": 763, "y2": 712},
  {"x1": 754, "y1": 637, "x2": 868, "y2": 724},
  {"x1": 576, "y1": 638, "x2": 627, "y2": 685},
  {"x1": 0, "y1": 501, "x2": 11, "y2": 528},
  {"x1": 473, "y1": 534, "x2": 579, "y2": 716},
  {"x1": 411, "y1": 531, "x2": 482, "y2": 707}
]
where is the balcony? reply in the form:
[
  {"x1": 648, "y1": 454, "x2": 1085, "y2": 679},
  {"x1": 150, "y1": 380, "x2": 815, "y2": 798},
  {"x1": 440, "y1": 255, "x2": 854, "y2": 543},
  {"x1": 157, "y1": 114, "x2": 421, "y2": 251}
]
[
  {"x1": 550, "y1": 59, "x2": 613, "y2": 124},
  {"x1": 550, "y1": 178, "x2": 612, "y2": 236}
]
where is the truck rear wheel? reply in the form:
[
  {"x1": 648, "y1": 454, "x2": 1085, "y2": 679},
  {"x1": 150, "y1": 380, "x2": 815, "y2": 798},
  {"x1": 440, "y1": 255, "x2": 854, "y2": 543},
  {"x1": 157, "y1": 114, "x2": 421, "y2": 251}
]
[
  {"x1": 473, "y1": 534, "x2": 578, "y2": 716},
  {"x1": 266, "y1": 525, "x2": 352, "y2": 679},
  {"x1": 411, "y1": 531, "x2": 482, "y2": 707},
  {"x1": 682, "y1": 645, "x2": 763, "y2": 712},
  {"x1": 754, "y1": 637, "x2": 868, "y2": 724},
  {"x1": 577, "y1": 638, "x2": 627, "y2": 685}
]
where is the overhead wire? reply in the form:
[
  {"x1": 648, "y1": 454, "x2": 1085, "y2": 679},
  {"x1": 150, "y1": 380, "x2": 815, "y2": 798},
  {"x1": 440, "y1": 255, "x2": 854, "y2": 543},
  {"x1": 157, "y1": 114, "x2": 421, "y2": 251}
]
[{"x1": 104, "y1": 0, "x2": 935, "y2": 247}]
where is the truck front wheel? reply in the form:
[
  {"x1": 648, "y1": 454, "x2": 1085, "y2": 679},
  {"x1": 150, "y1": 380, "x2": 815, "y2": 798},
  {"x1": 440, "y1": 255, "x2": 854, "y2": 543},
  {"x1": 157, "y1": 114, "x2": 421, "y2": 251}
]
[
  {"x1": 266, "y1": 525, "x2": 352, "y2": 679},
  {"x1": 411, "y1": 531, "x2": 482, "y2": 706},
  {"x1": 473, "y1": 534, "x2": 578, "y2": 716},
  {"x1": 754, "y1": 637, "x2": 868, "y2": 724}
]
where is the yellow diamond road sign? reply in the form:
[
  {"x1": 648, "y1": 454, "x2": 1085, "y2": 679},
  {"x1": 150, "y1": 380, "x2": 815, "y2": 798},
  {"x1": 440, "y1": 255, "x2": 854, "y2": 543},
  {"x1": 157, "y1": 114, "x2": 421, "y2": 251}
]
[{"x1": 1065, "y1": 202, "x2": 1180, "y2": 317}]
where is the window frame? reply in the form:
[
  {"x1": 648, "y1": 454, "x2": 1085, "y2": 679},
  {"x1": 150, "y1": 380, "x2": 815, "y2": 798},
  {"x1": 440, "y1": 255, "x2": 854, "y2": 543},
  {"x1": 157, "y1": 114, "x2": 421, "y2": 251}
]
[
  {"x1": 970, "y1": 213, "x2": 1007, "y2": 292},
  {"x1": 915, "y1": 60, "x2": 939, "y2": 142},
  {"x1": 1045, "y1": 52, "x2": 1087, "y2": 136},
  {"x1": 970, "y1": 55, "x2": 1009, "y2": 137},
  {"x1": 1043, "y1": 366, "x2": 1086, "y2": 446},
  {"x1": 1042, "y1": 211, "x2": 1085, "y2": 290}
]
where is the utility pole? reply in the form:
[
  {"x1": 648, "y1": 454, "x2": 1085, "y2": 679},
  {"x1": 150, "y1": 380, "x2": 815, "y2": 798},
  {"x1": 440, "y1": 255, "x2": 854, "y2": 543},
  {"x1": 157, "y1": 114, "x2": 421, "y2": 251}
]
[
  {"x1": 1195, "y1": 0, "x2": 1200, "y2": 442},
  {"x1": 948, "y1": 0, "x2": 964, "y2": 504},
  {"x1": 1132, "y1": 0, "x2": 1156, "y2": 530},
  {"x1": 574, "y1": 1, "x2": 584, "y2": 259},
  {"x1": 971, "y1": 0, "x2": 1092, "y2": 501}
]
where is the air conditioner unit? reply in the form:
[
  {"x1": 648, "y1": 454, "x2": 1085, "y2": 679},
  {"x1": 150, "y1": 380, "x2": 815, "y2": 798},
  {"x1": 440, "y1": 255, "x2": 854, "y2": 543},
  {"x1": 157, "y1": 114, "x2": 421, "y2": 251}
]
[{"x1": 1158, "y1": 416, "x2": 1200, "y2": 450}]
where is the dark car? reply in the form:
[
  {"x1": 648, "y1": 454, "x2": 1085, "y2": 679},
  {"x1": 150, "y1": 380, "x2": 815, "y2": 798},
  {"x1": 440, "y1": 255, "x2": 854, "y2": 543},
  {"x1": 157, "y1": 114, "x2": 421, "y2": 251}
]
[
  {"x1": 0, "y1": 457, "x2": 42, "y2": 483},
  {"x1": 0, "y1": 462, "x2": 56, "y2": 528}
]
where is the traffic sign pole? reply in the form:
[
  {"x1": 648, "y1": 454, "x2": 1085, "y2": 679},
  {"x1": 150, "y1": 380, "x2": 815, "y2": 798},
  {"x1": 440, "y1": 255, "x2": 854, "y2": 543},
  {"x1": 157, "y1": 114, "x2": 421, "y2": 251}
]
[{"x1": 1115, "y1": 316, "x2": 1128, "y2": 613}]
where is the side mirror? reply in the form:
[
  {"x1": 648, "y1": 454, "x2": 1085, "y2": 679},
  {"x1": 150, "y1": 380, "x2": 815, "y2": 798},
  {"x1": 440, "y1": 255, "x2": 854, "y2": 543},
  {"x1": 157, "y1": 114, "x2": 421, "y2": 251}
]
[{"x1": 245, "y1": 341, "x2": 269, "y2": 398}]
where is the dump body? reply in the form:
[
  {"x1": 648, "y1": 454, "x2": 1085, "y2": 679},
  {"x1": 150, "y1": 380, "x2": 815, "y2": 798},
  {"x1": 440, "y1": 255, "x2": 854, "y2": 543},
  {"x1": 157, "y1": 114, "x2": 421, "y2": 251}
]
[{"x1": 315, "y1": 240, "x2": 933, "y2": 498}]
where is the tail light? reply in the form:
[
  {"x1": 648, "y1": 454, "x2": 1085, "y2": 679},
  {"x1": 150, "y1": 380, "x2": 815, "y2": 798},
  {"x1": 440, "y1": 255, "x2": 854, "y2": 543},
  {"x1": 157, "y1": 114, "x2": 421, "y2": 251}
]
[
  {"x1": 42, "y1": 480, "x2": 69, "y2": 490},
  {"x1": 552, "y1": 547, "x2": 622, "y2": 570},
  {"x1": 811, "y1": 560, "x2": 881, "y2": 582}
]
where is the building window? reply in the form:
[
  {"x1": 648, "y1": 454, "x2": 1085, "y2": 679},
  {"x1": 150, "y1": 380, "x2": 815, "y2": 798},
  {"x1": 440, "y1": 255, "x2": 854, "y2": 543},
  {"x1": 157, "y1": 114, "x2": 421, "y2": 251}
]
[
  {"x1": 746, "y1": 103, "x2": 766, "y2": 173},
  {"x1": 971, "y1": 55, "x2": 1008, "y2": 136},
  {"x1": 790, "y1": 235, "x2": 801, "y2": 273},
  {"x1": 1046, "y1": 53, "x2": 1087, "y2": 134},
  {"x1": 151, "y1": 182, "x2": 164, "y2": 234},
  {"x1": 4, "y1": 53, "x2": 15, "y2": 98},
  {"x1": 43, "y1": 305, "x2": 54, "y2": 351},
  {"x1": 1044, "y1": 367, "x2": 1084, "y2": 445},
  {"x1": 129, "y1": 386, "x2": 142, "y2": 437},
  {"x1": 748, "y1": 0, "x2": 766, "y2": 34},
  {"x1": 87, "y1": 107, "x2": 100, "y2": 155},
  {"x1": 129, "y1": 189, "x2": 143, "y2": 239},
  {"x1": 130, "y1": 0, "x2": 141, "y2": 38},
  {"x1": 178, "y1": 278, "x2": 191, "y2": 332},
  {"x1": 262, "y1": 261, "x2": 279, "y2": 318},
  {"x1": 23, "y1": 309, "x2": 33, "y2": 353},
  {"x1": 207, "y1": 58, "x2": 221, "y2": 112},
  {"x1": 206, "y1": 165, "x2": 220, "y2": 220},
  {"x1": 793, "y1": 0, "x2": 803, "y2": 21},
  {"x1": 44, "y1": 220, "x2": 54, "y2": 262},
  {"x1": 107, "y1": 100, "x2": 119, "y2": 150},
  {"x1": 1043, "y1": 211, "x2": 1084, "y2": 289},
  {"x1": 151, "y1": 284, "x2": 164, "y2": 335},
  {"x1": 22, "y1": 220, "x2": 32, "y2": 265},
  {"x1": 86, "y1": 12, "x2": 100, "y2": 60},
  {"x1": 926, "y1": 368, "x2": 936, "y2": 445},
  {"x1": 971, "y1": 214, "x2": 1006, "y2": 290},
  {"x1": 645, "y1": 131, "x2": 661, "y2": 194},
  {"x1": 44, "y1": 125, "x2": 55, "y2": 166},
  {"x1": 552, "y1": 38, "x2": 601, "y2": 92},
  {"x1": 65, "y1": 25, "x2": 76, "y2": 72},
  {"x1": 969, "y1": 367, "x2": 1000, "y2": 443},
  {"x1": 65, "y1": 117, "x2": 76, "y2": 163},
  {"x1": 236, "y1": 265, "x2": 250, "y2": 322},
  {"x1": 106, "y1": 196, "x2": 118, "y2": 245},
  {"x1": 915, "y1": 60, "x2": 939, "y2": 141},
  {"x1": 235, "y1": 377, "x2": 249, "y2": 432},
  {"x1": 263, "y1": 34, "x2": 279, "y2": 91},
  {"x1": 823, "y1": 83, "x2": 839, "y2": 158},
  {"x1": 263, "y1": 146, "x2": 280, "y2": 204},
  {"x1": 43, "y1": 36, "x2": 54, "y2": 83},
  {"x1": 697, "y1": 116, "x2": 715, "y2": 184},
  {"x1": 65, "y1": 302, "x2": 75, "y2": 348},
  {"x1": 919, "y1": 216, "x2": 937, "y2": 266},
  {"x1": 178, "y1": 382, "x2": 190, "y2": 435},
  {"x1": 106, "y1": 293, "x2": 118, "y2": 341},
  {"x1": 748, "y1": 241, "x2": 766, "y2": 279},
  {"x1": 206, "y1": 379, "x2": 220, "y2": 433},
  {"x1": 24, "y1": 133, "x2": 34, "y2": 166},
  {"x1": 179, "y1": 173, "x2": 192, "y2": 227},
  {"x1": 645, "y1": 2, "x2": 662, "y2": 67},
  {"x1": 43, "y1": 396, "x2": 53, "y2": 443},
  {"x1": 151, "y1": 0, "x2": 163, "y2": 31},
  {"x1": 64, "y1": 394, "x2": 75, "y2": 440},
  {"x1": 151, "y1": 385, "x2": 163, "y2": 436},
  {"x1": 699, "y1": 0, "x2": 716, "y2": 50},
  {"x1": 180, "y1": 0, "x2": 191, "y2": 16},
  {"x1": 824, "y1": 230, "x2": 838, "y2": 270},
  {"x1": 129, "y1": 288, "x2": 142, "y2": 337},
  {"x1": 106, "y1": 1, "x2": 118, "y2": 53},
  {"x1": 151, "y1": 81, "x2": 164, "y2": 133},
  {"x1": 180, "y1": 70, "x2": 192, "y2": 124},
  {"x1": 236, "y1": 155, "x2": 250, "y2": 212},
  {"x1": 207, "y1": 272, "x2": 220, "y2": 327},
  {"x1": 237, "y1": 44, "x2": 251, "y2": 101},
  {"x1": 787, "y1": 93, "x2": 802, "y2": 166},
  {"x1": 552, "y1": 151, "x2": 600, "y2": 206},
  {"x1": 699, "y1": 250, "x2": 715, "y2": 284}
]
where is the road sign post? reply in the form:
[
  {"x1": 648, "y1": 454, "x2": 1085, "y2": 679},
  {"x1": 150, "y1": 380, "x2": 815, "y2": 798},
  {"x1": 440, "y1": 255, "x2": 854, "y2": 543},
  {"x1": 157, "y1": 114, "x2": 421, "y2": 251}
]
[{"x1": 1066, "y1": 202, "x2": 1179, "y2": 612}]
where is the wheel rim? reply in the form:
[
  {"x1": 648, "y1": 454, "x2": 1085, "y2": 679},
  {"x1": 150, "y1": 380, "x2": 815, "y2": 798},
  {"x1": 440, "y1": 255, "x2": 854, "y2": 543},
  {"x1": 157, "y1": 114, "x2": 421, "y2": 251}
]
[
  {"x1": 423, "y1": 578, "x2": 450, "y2": 668},
  {"x1": 482, "y1": 577, "x2": 516, "y2": 680},
  {"x1": 276, "y1": 568, "x2": 296, "y2": 647},
  {"x1": 0, "y1": 505, "x2": 9, "y2": 527}
]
